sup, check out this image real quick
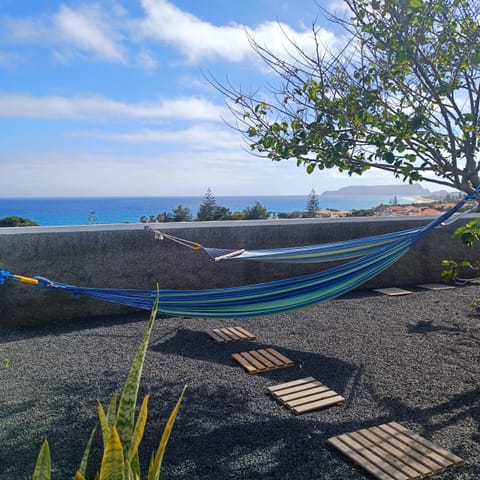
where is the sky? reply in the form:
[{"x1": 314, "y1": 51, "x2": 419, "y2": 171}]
[{"x1": 0, "y1": 0, "x2": 421, "y2": 198}]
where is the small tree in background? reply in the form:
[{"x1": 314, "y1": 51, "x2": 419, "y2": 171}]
[
  {"x1": 88, "y1": 211, "x2": 98, "y2": 224},
  {"x1": 305, "y1": 189, "x2": 320, "y2": 218},
  {"x1": 172, "y1": 205, "x2": 193, "y2": 222},
  {"x1": 197, "y1": 188, "x2": 217, "y2": 221},
  {"x1": 242, "y1": 201, "x2": 271, "y2": 219},
  {"x1": 197, "y1": 188, "x2": 233, "y2": 221}
]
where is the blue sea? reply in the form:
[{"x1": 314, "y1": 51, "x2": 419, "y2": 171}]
[{"x1": 0, "y1": 195, "x2": 416, "y2": 227}]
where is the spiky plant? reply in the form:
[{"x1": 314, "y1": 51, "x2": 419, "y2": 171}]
[{"x1": 33, "y1": 291, "x2": 186, "y2": 480}]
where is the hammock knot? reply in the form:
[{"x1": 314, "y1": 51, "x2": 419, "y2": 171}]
[
  {"x1": 34, "y1": 276, "x2": 55, "y2": 288},
  {"x1": 0, "y1": 270, "x2": 13, "y2": 285}
]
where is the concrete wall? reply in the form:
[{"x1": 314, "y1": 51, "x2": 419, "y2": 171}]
[{"x1": 0, "y1": 216, "x2": 478, "y2": 327}]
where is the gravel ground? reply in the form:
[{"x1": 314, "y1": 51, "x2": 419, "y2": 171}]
[{"x1": 0, "y1": 285, "x2": 479, "y2": 480}]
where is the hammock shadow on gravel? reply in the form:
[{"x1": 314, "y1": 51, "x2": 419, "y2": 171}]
[
  {"x1": 148, "y1": 327, "x2": 357, "y2": 397},
  {"x1": 3, "y1": 360, "x2": 477, "y2": 480},
  {"x1": 0, "y1": 312, "x2": 147, "y2": 343},
  {"x1": 149, "y1": 381, "x2": 479, "y2": 480},
  {"x1": 0, "y1": 378, "x2": 369, "y2": 480},
  {"x1": 407, "y1": 319, "x2": 465, "y2": 335}
]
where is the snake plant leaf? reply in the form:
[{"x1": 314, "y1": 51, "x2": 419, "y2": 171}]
[
  {"x1": 33, "y1": 440, "x2": 51, "y2": 480},
  {"x1": 127, "y1": 395, "x2": 149, "y2": 463},
  {"x1": 98, "y1": 401, "x2": 111, "y2": 449},
  {"x1": 107, "y1": 391, "x2": 118, "y2": 429},
  {"x1": 77, "y1": 425, "x2": 97, "y2": 478},
  {"x1": 129, "y1": 452, "x2": 141, "y2": 480},
  {"x1": 73, "y1": 471, "x2": 87, "y2": 480},
  {"x1": 148, "y1": 386, "x2": 186, "y2": 480},
  {"x1": 116, "y1": 292, "x2": 159, "y2": 453},
  {"x1": 99, "y1": 426, "x2": 125, "y2": 480}
]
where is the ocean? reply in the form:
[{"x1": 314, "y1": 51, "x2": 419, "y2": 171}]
[{"x1": 0, "y1": 194, "x2": 416, "y2": 227}]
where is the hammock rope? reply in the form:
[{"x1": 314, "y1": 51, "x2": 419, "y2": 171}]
[{"x1": 1, "y1": 189, "x2": 477, "y2": 318}]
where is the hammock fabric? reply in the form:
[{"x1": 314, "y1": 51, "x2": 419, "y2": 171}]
[
  {"x1": 197, "y1": 227, "x2": 420, "y2": 263},
  {"x1": 0, "y1": 192, "x2": 475, "y2": 318}
]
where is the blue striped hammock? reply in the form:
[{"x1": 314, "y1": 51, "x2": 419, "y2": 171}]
[{"x1": 0, "y1": 194, "x2": 474, "y2": 318}]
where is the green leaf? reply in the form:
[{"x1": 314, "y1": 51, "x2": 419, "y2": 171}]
[
  {"x1": 116, "y1": 291, "x2": 159, "y2": 453},
  {"x1": 33, "y1": 440, "x2": 51, "y2": 480},
  {"x1": 77, "y1": 425, "x2": 97, "y2": 478},
  {"x1": 384, "y1": 152, "x2": 395, "y2": 164},
  {"x1": 99, "y1": 427, "x2": 125, "y2": 480},
  {"x1": 107, "y1": 391, "x2": 118, "y2": 429},
  {"x1": 409, "y1": 0, "x2": 423, "y2": 8},
  {"x1": 148, "y1": 386, "x2": 186, "y2": 480},
  {"x1": 127, "y1": 395, "x2": 149, "y2": 463}
]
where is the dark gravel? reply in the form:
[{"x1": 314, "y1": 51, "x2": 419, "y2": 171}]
[{"x1": 0, "y1": 285, "x2": 479, "y2": 479}]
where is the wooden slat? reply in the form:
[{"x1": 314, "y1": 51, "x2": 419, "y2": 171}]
[
  {"x1": 206, "y1": 326, "x2": 256, "y2": 343},
  {"x1": 379, "y1": 424, "x2": 451, "y2": 470},
  {"x1": 388, "y1": 423, "x2": 464, "y2": 466},
  {"x1": 328, "y1": 435, "x2": 396, "y2": 480},
  {"x1": 212, "y1": 328, "x2": 234, "y2": 342},
  {"x1": 416, "y1": 283, "x2": 455, "y2": 291},
  {"x1": 374, "y1": 287, "x2": 413, "y2": 296},
  {"x1": 335, "y1": 433, "x2": 408, "y2": 480},
  {"x1": 328, "y1": 423, "x2": 464, "y2": 480},
  {"x1": 228, "y1": 326, "x2": 256, "y2": 340},
  {"x1": 267, "y1": 377, "x2": 345, "y2": 414},
  {"x1": 263, "y1": 348, "x2": 295, "y2": 366},
  {"x1": 368, "y1": 427, "x2": 433, "y2": 477},
  {"x1": 293, "y1": 395, "x2": 346, "y2": 414},
  {"x1": 280, "y1": 385, "x2": 331, "y2": 403},
  {"x1": 349, "y1": 431, "x2": 421, "y2": 479},
  {"x1": 249, "y1": 350, "x2": 276, "y2": 369},
  {"x1": 267, "y1": 376, "x2": 317, "y2": 393},
  {"x1": 232, "y1": 348, "x2": 294, "y2": 374},
  {"x1": 270, "y1": 381, "x2": 325, "y2": 399},
  {"x1": 377, "y1": 425, "x2": 444, "y2": 472},
  {"x1": 205, "y1": 329, "x2": 229, "y2": 343},
  {"x1": 231, "y1": 352, "x2": 258, "y2": 374}
]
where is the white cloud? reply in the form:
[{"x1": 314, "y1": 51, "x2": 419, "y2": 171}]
[
  {"x1": 137, "y1": 47, "x2": 158, "y2": 70},
  {"x1": 0, "y1": 94, "x2": 225, "y2": 121},
  {"x1": 2, "y1": 3, "x2": 126, "y2": 63},
  {"x1": 0, "y1": 148, "x2": 415, "y2": 198},
  {"x1": 53, "y1": 4, "x2": 126, "y2": 62},
  {"x1": 327, "y1": 1, "x2": 350, "y2": 15},
  {"x1": 90, "y1": 124, "x2": 241, "y2": 150},
  {"x1": 139, "y1": 0, "x2": 338, "y2": 65},
  {"x1": 1, "y1": 0, "x2": 340, "y2": 70}
]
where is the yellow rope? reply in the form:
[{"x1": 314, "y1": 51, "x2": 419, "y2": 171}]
[{"x1": 13, "y1": 275, "x2": 39, "y2": 285}]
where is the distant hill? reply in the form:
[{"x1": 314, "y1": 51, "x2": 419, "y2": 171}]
[{"x1": 319, "y1": 184, "x2": 431, "y2": 197}]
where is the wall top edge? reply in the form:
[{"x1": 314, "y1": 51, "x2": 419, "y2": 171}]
[{"x1": 0, "y1": 214, "x2": 474, "y2": 235}]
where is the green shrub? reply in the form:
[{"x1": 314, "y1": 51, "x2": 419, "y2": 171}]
[
  {"x1": 33, "y1": 292, "x2": 186, "y2": 480},
  {"x1": 0, "y1": 216, "x2": 39, "y2": 227},
  {"x1": 442, "y1": 218, "x2": 480, "y2": 283}
]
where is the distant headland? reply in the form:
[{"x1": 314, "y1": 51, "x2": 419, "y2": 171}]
[{"x1": 319, "y1": 183, "x2": 445, "y2": 199}]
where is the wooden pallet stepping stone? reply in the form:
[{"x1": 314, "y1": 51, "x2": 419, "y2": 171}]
[
  {"x1": 417, "y1": 283, "x2": 455, "y2": 291},
  {"x1": 267, "y1": 377, "x2": 346, "y2": 414},
  {"x1": 374, "y1": 287, "x2": 413, "y2": 296},
  {"x1": 460, "y1": 276, "x2": 480, "y2": 285},
  {"x1": 327, "y1": 421, "x2": 464, "y2": 480},
  {"x1": 232, "y1": 348, "x2": 294, "y2": 374},
  {"x1": 206, "y1": 326, "x2": 256, "y2": 344}
]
